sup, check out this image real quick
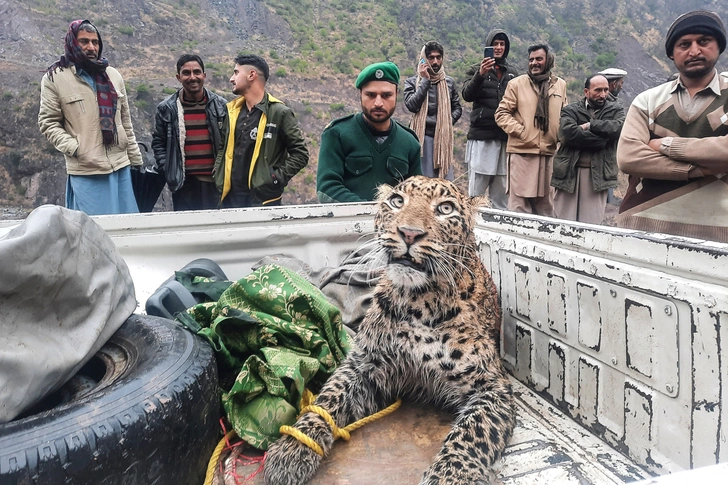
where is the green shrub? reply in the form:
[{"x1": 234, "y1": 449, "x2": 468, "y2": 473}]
[
  {"x1": 329, "y1": 103, "x2": 345, "y2": 111},
  {"x1": 289, "y1": 58, "x2": 309, "y2": 73},
  {"x1": 567, "y1": 79, "x2": 583, "y2": 92},
  {"x1": 118, "y1": 26, "x2": 134, "y2": 36},
  {"x1": 595, "y1": 52, "x2": 617, "y2": 69},
  {"x1": 275, "y1": 67, "x2": 288, "y2": 77},
  {"x1": 136, "y1": 83, "x2": 151, "y2": 96},
  {"x1": 162, "y1": 87, "x2": 177, "y2": 95}
]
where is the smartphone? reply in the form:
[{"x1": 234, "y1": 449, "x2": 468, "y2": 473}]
[{"x1": 484, "y1": 46, "x2": 494, "y2": 59}]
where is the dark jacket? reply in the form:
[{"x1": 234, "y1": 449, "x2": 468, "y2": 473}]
[
  {"x1": 214, "y1": 92, "x2": 309, "y2": 205},
  {"x1": 403, "y1": 75, "x2": 462, "y2": 137},
  {"x1": 461, "y1": 29, "x2": 518, "y2": 141},
  {"x1": 551, "y1": 98, "x2": 625, "y2": 193},
  {"x1": 152, "y1": 88, "x2": 228, "y2": 192}
]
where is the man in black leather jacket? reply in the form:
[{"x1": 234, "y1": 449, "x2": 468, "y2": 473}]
[
  {"x1": 461, "y1": 29, "x2": 518, "y2": 207},
  {"x1": 152, "y1": 54, "x2": 228, "y2": 211}
]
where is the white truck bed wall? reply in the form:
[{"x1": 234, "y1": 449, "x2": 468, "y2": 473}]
[
  {"x1": 94, "y1": 204, "x2": 379, "y2": 307},
  {"x1": 57, "y1": 203, "x2": 727, "y2": 478},
  {"x1": 476, "y1": 209, "x2": 728, "y2": 476}
]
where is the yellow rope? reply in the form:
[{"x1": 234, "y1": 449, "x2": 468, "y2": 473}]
[
  {"x1": 278, "y1": 425, "x2": 325, "y2": 456},
  {"x1": 300, "y1": 388, "x2": 315, "y2": 408},
  {"x1": 279, "y1": 397, "x2": 402, "y2": 457},
  {"x1": 203, "y1": 429, "x2": 236, "y2": 485}
]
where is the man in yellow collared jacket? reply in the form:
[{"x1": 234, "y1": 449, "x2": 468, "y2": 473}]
[{"x1": 214, "y1": 55, "x2": 309, "y2": 207}]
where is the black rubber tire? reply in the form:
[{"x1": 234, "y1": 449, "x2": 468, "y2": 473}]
[{"x1": 0, "y1": 314, "x2": 221, "y2": 485}]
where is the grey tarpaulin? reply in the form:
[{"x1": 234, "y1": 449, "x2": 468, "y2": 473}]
[{"x1": 0, "y1": 205, "x2": 136, "y2": 422}]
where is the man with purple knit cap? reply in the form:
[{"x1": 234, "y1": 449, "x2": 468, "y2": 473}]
[{"x1": 39, "y1": 20, "x2": 142, "y2": 215}]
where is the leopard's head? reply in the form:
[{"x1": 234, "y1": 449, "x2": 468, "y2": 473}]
[{"x1": 373, "y1": 176, "x2": 486, "y2": 289}]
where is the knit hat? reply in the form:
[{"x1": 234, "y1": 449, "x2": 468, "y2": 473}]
[
  {"x1": 665, "y1": 10, "x2": 726, "y2": 57},
  {"x1": 355, "y1": 62, "x2": 400, "y2": 89}
]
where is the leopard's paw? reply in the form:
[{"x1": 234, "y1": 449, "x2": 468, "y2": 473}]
[{"x1": 264, "y1": 434, "x2": 323, "y2": 485}]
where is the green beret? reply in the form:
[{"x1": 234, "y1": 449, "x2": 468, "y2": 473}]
[{"x1": 355, "y1": 62, "x2": 400, "y2": 89}]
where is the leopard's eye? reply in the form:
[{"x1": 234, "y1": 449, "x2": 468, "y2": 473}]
[
  {"x1": 388, "y1": 194, "x2": 405, "y2": 209},
  {"x1": 437, "y1": 201, "x2": 455, "y2": 215}
]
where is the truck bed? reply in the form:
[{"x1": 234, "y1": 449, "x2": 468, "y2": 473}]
[
  {"x1": 48, "y1": 201, "x2": 727, "y2": 483},
  {"x1": 233, "y1": 377, "x2": 648, "y2": 484}
]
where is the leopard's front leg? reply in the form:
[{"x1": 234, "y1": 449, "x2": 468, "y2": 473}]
[
  {"x1": 264, "y1": 348, "x2": 388, "y2": 485},
  {"x1": 420, "y1": 377, "x2": 515, "y2": 485}
]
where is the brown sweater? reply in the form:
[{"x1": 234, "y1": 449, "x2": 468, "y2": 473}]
[{"x1": 616, "y1": 72, "x2": 728, "y2": 241}]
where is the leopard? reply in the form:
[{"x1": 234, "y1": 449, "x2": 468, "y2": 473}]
[{"x1": 264, "y1": 175, "x2": 515, "y2": 485}]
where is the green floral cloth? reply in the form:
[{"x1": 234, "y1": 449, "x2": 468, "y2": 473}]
[{"x1": 177, "y1": 264, "x2": 351, "y2": 449}]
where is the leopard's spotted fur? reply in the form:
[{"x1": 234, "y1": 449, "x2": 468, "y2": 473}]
[{"x1": 264, "y1": 176, "x2": 515, "y2": 485}]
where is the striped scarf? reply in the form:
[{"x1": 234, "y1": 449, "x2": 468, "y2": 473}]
[
  {"x1": 527, "y1": 49, "x2": 555, "y2": 134},
  {"x1": 46, "y1": 20, "x2": 118, "y2": 147},
  {"x1": 409, "y1": 45, "x2": 453, "y2": 178}
]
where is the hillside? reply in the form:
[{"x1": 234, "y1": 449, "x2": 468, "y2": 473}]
[{"x1": 1, "y1": 0, "x2": 727, "y2": 215}]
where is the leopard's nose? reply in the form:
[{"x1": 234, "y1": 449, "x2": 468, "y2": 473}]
[{"x1": 398, "y1": 226, "x2": 426, "y2": 246}]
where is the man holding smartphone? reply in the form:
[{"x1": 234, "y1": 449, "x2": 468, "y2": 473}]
[
  {"x1": 461, "y1": 29, "x2": 518, "y2": 208},
  {"x1": 404, "y1": 41, "x2": 462, "y2": 179}
]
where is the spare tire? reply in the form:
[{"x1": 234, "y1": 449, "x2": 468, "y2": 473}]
[{"x1": 0, "y1": 314, "x2": 221, "y2": 485}]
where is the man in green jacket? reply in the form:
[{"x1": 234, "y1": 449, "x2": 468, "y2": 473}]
[
  {"x1": 552, "y1": 74, "x2": 625, "y2": 224},
  {"x1": 214, "y1": 54, "x2": 309, "y2": 207},
  {"x1": 317, "y1": 62, "x2": 422, "y2": 203}
]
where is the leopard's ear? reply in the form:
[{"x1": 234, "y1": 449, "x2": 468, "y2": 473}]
[
  {"x1": 470, "y1": 195, "x2": 492, "y2": 210},
  {"x1": 376, "y1": 183, "x2": 394, "y2": 202}
]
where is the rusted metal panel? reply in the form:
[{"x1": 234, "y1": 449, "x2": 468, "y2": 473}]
[
  {"x1": 577, "y1": 282, "x2": 603, "y2": 351},
  {"x1": 477, "y1": 210, "x2": 728, "y2": 476}
]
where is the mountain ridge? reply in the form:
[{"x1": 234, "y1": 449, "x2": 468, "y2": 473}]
[{"x1": 1, "y1": 0, "x2": 727, "y2": 215}]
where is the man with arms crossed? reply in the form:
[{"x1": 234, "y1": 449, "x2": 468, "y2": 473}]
[
  {"x1": 552, "y1": 74, "x2": 624, "y2": 224},
  {"x1": 617, "y1": 10, "x2": 728, "y2": 242}
]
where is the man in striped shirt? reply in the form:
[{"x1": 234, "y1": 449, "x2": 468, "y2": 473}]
[{"x1": 153, "y1": 54, "x2": 228, "y2": 210}]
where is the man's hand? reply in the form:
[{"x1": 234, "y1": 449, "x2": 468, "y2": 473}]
[
  {"x1": 478, "y1": 57, "x2": 496, "y2": 76},
  {"x1": 418, "y1": 61, "x2": 431, "y2": 80},
  {"x1": 647, "y1": 138, "x2": 663, "y2": 152},
  {"x1": 580, "y1": 122, "x2": 590, "y2": 130}
]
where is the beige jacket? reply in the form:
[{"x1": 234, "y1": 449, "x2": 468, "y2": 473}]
[
  {"x1": 38, "y1": 65, "x2": 142, "y2": 175},
  {"x1": 495, "y1": 74, "x2": 567, "y2": 155}
]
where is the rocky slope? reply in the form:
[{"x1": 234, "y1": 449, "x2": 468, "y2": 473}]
[{"x1": 1, "y1": 0, "x2": 727, "y2": 218}]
